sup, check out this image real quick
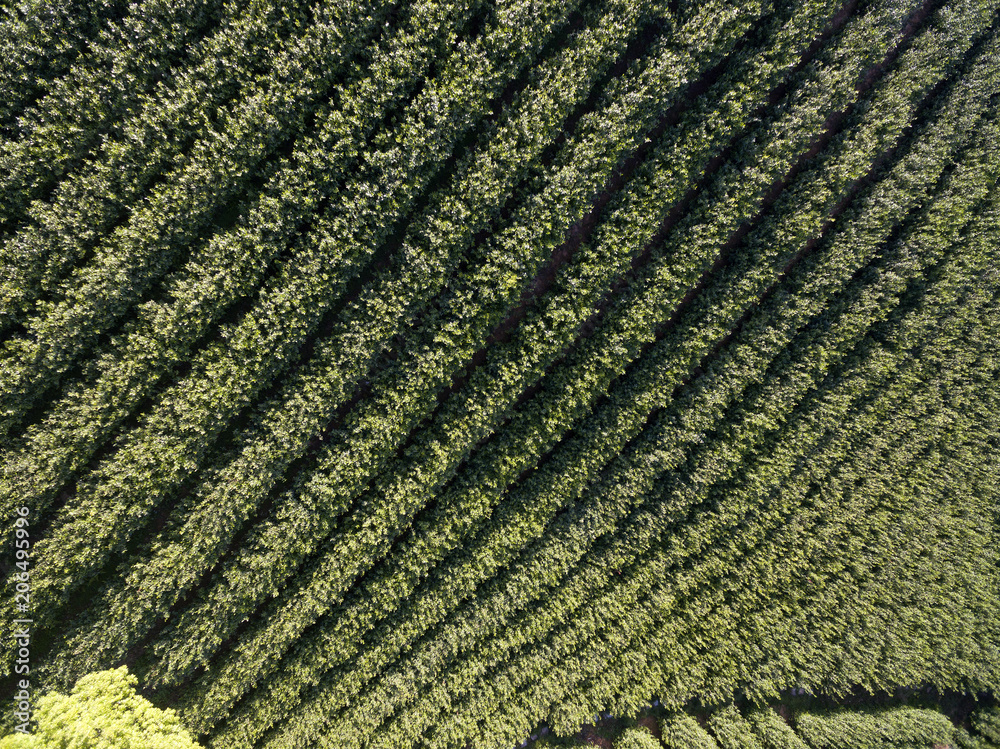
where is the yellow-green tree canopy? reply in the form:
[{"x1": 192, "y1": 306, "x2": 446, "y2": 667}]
[{"x1": 0, "y1": 667, "x2": 202, "y2": 748}]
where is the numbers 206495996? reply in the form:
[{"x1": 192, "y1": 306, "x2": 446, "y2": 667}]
[{"x1": 14, "y1": 507, "x2": 30, "y2": 612}]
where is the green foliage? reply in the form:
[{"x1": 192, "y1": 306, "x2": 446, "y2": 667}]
[
  {"x1": 795, "y1": 707, "x2": 955, "y2": 749},
  {"x1": 956, "y1": 725, "x2": 998, "y2": 749},
  {"x1": 707, "y1": 706, "x2": 763, "y2": 749},
  {"x1": 1, "y1": 0, "x2": 998, "y2": 748},
  {"x1": 0, "y1": 668, "x2": 201, "y2": 748},
  {"x1": 972, "y1": 708, "x2": 1000, "y2": 744},
  {"x1": 746, "y1": 708, "x2": 809, "y2": 749},
  {"x1": 660, "y1": 713, "x2": 720, "y2": 749},
  {"x1": 17, "y1": 0, "x2": 486, "y2": 691},
  {"x1": 0, "y1": 0, "x2": 387, "y2": 436},
  {"x1": 615, "y1": 726, "x2": 660, "y2": 749},
  {"x1": 0, "y1": 0, "x2": 128, "y2": 137},
  {"x1": 0, "y1": 0, "x2": 227, "y2": 233},
  {"x1": 338, "y1": 10, "x2": 1000, "y2": 741}
]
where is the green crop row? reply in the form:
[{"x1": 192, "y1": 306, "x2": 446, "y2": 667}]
[
  {"x1": 481, "y1": 216, "x2": 998, "y2": 749},
  {"x1": 797, "y1": 707, "x2": 960, "y2": 748},
  {"x1": 17, "y1": 0, "x2": 603, "y2": 675},
  {"x1": 298, "y1": 24, "x2": 1000, "y2": 744},
  {"x1": 0, "y1": 0, "x2": 390, "y2": 426},
  {"x1": 313, "y1": 7, "x2": 992, "y2": 742},
  {"x1": 0, "y1": 0, "x2": 227, "y2": 232},
  {"x1": 199, "y1": 0, "x2": 849, "y2": 742},
  {"x1": 531, "y1": 703, "x2": 998, "y2": 749},
  {"x1": 375, "y1": 148, "x2": 994, "y2": 749},
  {"x1": 0, "y1": 0, "x2": 485, "y2": 544},
  {"x1": 0, "y1": 0, "x2": 128, "y2": 137},
  {"x1": 135, "y1": 0, "x2": 757, "y2": 699},
  {"x1": 0, "y1": 0, "x2": 315, "y2": 334},
  {"x1": 38, "y1": 0, "x2": 645, "y2": 692},
  {"x1": 10, "y1": 0, "x2": 588, "y2": 645}
]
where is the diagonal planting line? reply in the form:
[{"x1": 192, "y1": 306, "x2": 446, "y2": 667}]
[
  {"x1": 587, "y1": 219, "x2": 1000, "y2": 712},
  {"x1": 0, "y1": 0, "x2": 484, "y2": 537},
  {"x1": 453, "y1": 199, "x2": 1000, "y2": 748},
  {"x1": 258, "y1": 4, "x2": 992, "y2": 748},
  {"x1": 476, "y1": 127, "x2": 1000, "y2": 728},
  {"x1": 0, "y1": 0, "x2": 130, "y2": 137},
  {"x1": 300, "y1": 25, "x2": 1000, "y2": 748},
  {"x1": 40, "y1": 0, "x2": 660, "y2": 695},
  {"x1": 0, "y1": 0, "x2": 229, "y2": 233},
  {"x1": 8, "y1": 0, "x2": 594, "y2": 674},
  {"x1": 652, "y1": 310, "x2": 1000, "y2": 710},
  {"x1": 0, "y1": 0, "x2": 319, "y2": 336},
  {"x1": 195, "y1": 0, "x2": 888, "y2": 742},
  {"x1": 143, "y1": 0, "x2": 767, "y2": 714},
  {"x1": 362, "y1": 100, "x2": 998, "y2": 749},
  {"x1": 0, "y1": 0, "x2": 394, "y2": 429}
]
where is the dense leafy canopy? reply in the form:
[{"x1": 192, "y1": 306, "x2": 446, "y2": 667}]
[
  {"x1": 0, "y1": 668, "x2": 201, "y2": 748},
  {"x1": 0, "y1": 0, "x2": 996, "y2": 747}
]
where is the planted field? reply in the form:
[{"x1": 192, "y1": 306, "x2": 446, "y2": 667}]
[{"x1": 0, "y1": 0, "x2": 998, "y2": 746}]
